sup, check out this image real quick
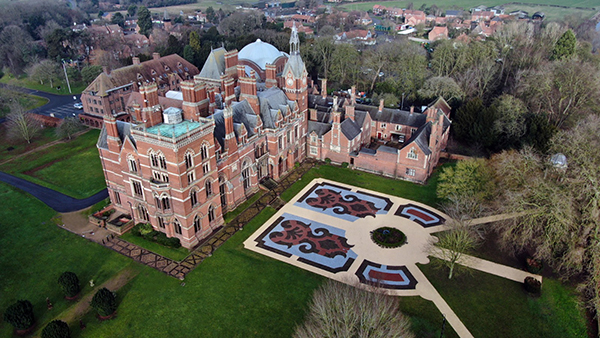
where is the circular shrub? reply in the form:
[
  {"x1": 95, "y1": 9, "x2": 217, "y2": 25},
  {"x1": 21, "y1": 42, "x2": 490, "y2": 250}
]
[
  {"x1": 138, "y1": 223, "x2": 153, "y2": 236},
  {"x1": 58, "y1": 272, "x2": 80, "y2": 298},
  {"x1": 90, "y1": 288, "x2": 117, "y2": 317},
  {"x1": 42, "y1": 320, "x2": 70, "y2": 338},
  {"x1": 524, "y1": 276, "x2": 542, "y2": 296},
  {"x1": 371, "y1": 227, "x2": 406, "y2": 248},
  {"x1": 3, "y1": 300, "x2": 34, "y2": 330}
]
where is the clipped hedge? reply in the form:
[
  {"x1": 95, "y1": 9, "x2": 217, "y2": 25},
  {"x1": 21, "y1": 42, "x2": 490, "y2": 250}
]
[{"x1": 130, "y1": 223, "x2": 181, "y2": 248}]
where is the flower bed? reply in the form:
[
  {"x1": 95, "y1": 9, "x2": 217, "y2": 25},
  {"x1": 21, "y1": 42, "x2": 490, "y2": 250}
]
[{"x1": 370, "y1": 227, "x2": 407, "y2": 248}]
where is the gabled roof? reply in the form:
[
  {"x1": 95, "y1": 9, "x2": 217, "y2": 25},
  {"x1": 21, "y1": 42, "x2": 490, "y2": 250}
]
[
  {"x1": 257, "y1": 87, "x2": 295, "y2": 129},
  {"x1": 199, "y1": 47, "x2": 226, "y2": 80},
  {"x1": 403, "y1": 122, "x2": 432, "y2": 155},
  {"x1": 308, "y1": 121, "x2": 331, "y2": 136},
  {"x1": 211, "y1": 100, "x2": 259, "y2": 148},
  {"x1": 358, "y1": 104, "x2": 427, "y2": 128},
  {"x1": 340, "y1": 118, "x2": 361, "y2": 140}
]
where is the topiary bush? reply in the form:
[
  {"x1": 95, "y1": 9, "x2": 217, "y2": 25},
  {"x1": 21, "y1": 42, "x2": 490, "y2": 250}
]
[
  {"x1": 90, "y1": 288, "x2": 117, "y2": 317},
  {"x1": 524, "y1": 276, "x2": 542, "y2": 296},
  {"x1": 41, "y1": 320, "x2": 70, "y2": 338},
  {"x1": 3, "y1": 300, "x2": 34, "y2": 330},
  {"x1": 371, "y1": 227, "x2": 407, "y2": 248},
  {"x1": 58, "y1": 272, "x2": 80, "y2": 298}
]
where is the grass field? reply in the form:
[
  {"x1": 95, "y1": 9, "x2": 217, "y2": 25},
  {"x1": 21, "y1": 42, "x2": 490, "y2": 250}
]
[
  {"x1": 0, "y1": 130, "x2": 106, "y2": 199},
  {"x1": 420, "y1": 259, "x2": 588, "y2": 338},
  {"x1": 120, "y1": 232, "x2": 191, "y2": 261},
  {"x1": 0, "y1": 74, "x2": 87, "y2": 96},
  {"x1": 0, "y1": 127, "x2": 61, "y2": 163},
  {"x1": 0, "y1": 183, "x2": 134, "y2": 338},
  {"x1": 339, "y1": 0, "x2": 597, "y2": 21}
]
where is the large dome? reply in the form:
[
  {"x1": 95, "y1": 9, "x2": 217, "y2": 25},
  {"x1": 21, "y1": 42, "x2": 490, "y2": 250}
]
[{"x1": 238, "y1": 39, "x2": 286, "y2": 70}]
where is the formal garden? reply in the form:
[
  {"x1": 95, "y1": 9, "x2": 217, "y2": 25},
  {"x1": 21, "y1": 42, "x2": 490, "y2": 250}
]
[{"x1": 0, "y1": 130, "x2": 590, "y2": 337}]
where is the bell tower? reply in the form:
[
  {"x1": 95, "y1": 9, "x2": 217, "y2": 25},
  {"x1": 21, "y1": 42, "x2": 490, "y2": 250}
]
[{"x1": 282, "y1": 23, "x2": 308, "y2": 114}]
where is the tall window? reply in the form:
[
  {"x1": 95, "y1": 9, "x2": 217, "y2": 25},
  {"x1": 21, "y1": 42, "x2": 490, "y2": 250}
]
[
  {"x1": 128, "y1": 158, "x2": 137, "y2": 173},
  {"x1": 191, "y1": 189, "x2": 198, "y2": 207},
  {"x1": 208, "y1": 205, "x2": 215, "y2": 222},
  {"x1": 132, "y1": 180, "x2": 143, "y2": 198},
  {"x1": 194, "y1": 216, "x2": 201, "y2": 233},
  {"x1": 201, "y1": 144, "x2": 209, "y2": 160},
  {"x1": 174, "y1": 219, "x2": 182, "y2": 235},
  {"x1": 242, "y1": 162, "x2": 250, "y2": 191},
  {"x1": 187, "y1": 171, "x2": 195, "y2": 185},
  {"x1": 407, "y1": 148, "x2": 418, "y2": 160},
  {"x1": 150, "y1": 153, "x2": 159, "y2": 167},
  {"x1": 219, "y1": 176, "x2": 227, "y2": 207},
  {"x1": 137, "y1": 205, "x2": 149, "y2": 221},
  {"x1": 158, "y1": 216, "x2": 165, "y2": 228},
  {"x1": 159, "y1": 155, "x2": 167, "y2": 169},
  {"x1": 203, "y1": 163, "x2": 210, "y2": 175},
  {"x1": 114, "y1": 191, "x2": 121, "y2": 205},
  {"x1": 185, "y1": 152, "x2": 193, "y2": 169},
  {"x1": 205, "y1": 180, "x2": 212, "y2": 198},
  {"x1": 161, "y1": 196, "x2": 171, "y2": 210}
]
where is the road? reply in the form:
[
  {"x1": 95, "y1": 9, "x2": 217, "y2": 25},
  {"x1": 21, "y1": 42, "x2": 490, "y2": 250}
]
[
  {"x1": 0, "y1": 171, "x2": 108, "y2": 212},
  {"x1": 0, "y1": 83, "x2": 82, "y2": 119}
]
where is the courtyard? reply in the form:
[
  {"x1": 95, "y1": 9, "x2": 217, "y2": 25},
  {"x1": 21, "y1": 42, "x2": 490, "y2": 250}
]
[{"x1": 246, "y1": 179, "x2": 546, "y2": 338}]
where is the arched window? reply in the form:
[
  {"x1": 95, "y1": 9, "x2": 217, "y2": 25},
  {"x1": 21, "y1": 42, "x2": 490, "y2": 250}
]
[
  {"x1": 194, "y1": 215, "x2": 201, "y2": 233},
  {"x1": 190, "y1": 189, "x2": 198, "y2": 207},
  {"x1": 150, "y1": 152, "x2": 159, "y2": 167},
  {"x1": 208, "y1": 205, "x2": 215, "y2": 223},
  {"x1": 137, "y1": 204, "x2": 149, "y2": 221},
  {"x1": 205, "y1": 179, "x2": 212, "y2": 198},
  {"x1": 161, "y1": 196, "x2": 171, "y2": 210},
  {"x1": 185, "y1": 151, "x2": 193, "y2": 169},
  {"x1": 173, "y1": 218, "x2": 182, "y2": 235},
  {"x1": 201, "y1": 143, "x2": 209, "y2": 161},
  {"x1": 159, "y1": 154, "x2": 167, "y2": 169},
  {"x1": 128, "y1": 156, "x2": 137, "y2": 173}
]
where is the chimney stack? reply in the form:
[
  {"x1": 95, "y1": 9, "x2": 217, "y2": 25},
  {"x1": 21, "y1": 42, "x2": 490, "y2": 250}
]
[
  {"x1": 132, "y1": 57, "x2": 141, "y2": 65},
  {"x1": 102, "y1": 66, "x2": 110, "y2": 75},
  {"x1": 350, "y1": 86, "x2": 356, "y2": 106},
  {"x1": 321, "y1": 79, "x2": 327, "y2": 99},
  {"x1": 379, "y1": 99, "x2": 384, "y2": 112},
  {"x1": 410, "y1": 106, "x2": 414, "y2": 114},
  {"x1": 265, "y1": 64, "x2": 277, "y2": 88},
  {"x1": 152, "y1": 52, "x2": 160, "y2": 60}
]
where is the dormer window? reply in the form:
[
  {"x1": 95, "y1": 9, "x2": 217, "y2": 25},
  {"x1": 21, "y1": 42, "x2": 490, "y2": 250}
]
[
  {"x1": 177, "y1": 62, "x2": 182, "y2": 68},
  {"x1": 151, "y1": 69, "x2": 156, "y2": 75},
  {"x1": 164, "y1": 65, "x2": 170, "y2": 71}
]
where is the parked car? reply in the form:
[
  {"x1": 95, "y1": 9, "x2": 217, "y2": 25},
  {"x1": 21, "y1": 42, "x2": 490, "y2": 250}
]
[{"x1": 74, "y1": 102, "x2": 83, "y2": 109}]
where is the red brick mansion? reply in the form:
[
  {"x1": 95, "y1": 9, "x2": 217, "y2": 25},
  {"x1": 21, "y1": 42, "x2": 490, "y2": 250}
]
[{"x1": 97, "y1": 25, "x2": 451, "y2": 248}]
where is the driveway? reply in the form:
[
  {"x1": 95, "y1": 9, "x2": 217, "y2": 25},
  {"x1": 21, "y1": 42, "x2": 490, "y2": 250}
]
[
  {"x1": 0, "y1": 171, "x2": 108, "y2": 212},
  {"x1": 0, "y1": 83, "x2": 82, "y2": 119}
]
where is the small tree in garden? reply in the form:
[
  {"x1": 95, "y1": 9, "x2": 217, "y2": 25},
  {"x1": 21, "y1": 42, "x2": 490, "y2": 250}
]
[
  {"x1": 431, "y1": 221, "x2": 479, "y2": 279},
  {"x1": 91, "y1": 288, "x2": 117, "y2": 317},
  {"x1": 3, "y1": 300, "x2": 35, "y2": 330},
  {"x1": 41, "y1": 320, "x2": 70, "y2": 338},
  {"x1": 58, "y1": 271, "x2": 80, "y2": 298}
]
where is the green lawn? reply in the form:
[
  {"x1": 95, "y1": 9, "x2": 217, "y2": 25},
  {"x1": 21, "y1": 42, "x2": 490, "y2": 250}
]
[
  {"x1": 0, "y1": 183, "x2": 133, "y2": 337},
  {"x1": 419, "y1": 259, "x2": 588, "y2": 338},
  {"x1": 120, "y1": 232, "x2": 191, "y2": 261},
  {"x1": 0, "y1": 127, "x2": 61, "y2": 163},
  {"x1": 339, "y1": 0, "x2": 598, "y2": 19},
  {"x1": 1, "y1": 73, "x2": 87, "y2": 95},
  {"x1": 223, "y1": 190, "x2": 264, "y2": 223},
  {"x1": 0, "y1": 130, "x2": 106, "y2": 199},
  {"x1": 281, "y1": 162, "x2": 445, "y2": 207}
]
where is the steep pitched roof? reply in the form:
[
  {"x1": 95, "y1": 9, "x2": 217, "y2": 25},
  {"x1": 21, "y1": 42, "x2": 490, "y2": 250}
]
[
  {"x1": 211, "y1": 100, "x2": 259, "y2": 148},
  {"x1": 308, "y1": 121, "x2": 331, "y2": 136},
  {"x1": 340, "y1": 118, "x2": 361, "y2": 140},
  {"x1": 199, "y1": 47, "x2": 226, "y2": 80},
  {"x1": 403, "y1": 122, "x2": 432, "y2": 155},
  {"x1": 257, "y1": 87, "x2": 295, "y2": 129},
  {"x1": 358, "y1": 104, "x2": 427, "y2": 128},
  {"x1": 97, "y1": 120, "x2": 136, "y2": 150}
]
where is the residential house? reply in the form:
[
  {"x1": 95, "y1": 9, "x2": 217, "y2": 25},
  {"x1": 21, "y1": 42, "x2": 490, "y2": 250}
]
[{"x1": 428, "y1": 26, "x2": 449, "y2": 41}]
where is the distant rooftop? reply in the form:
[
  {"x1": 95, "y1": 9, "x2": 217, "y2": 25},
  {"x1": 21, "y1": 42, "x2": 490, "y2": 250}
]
[{"x1": 145, "y1": 120, "x2": 203, "y2": 138}]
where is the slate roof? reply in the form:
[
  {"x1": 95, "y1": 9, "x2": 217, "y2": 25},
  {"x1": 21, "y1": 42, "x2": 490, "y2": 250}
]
[
  {"x1": 403, "y1": 122, "x2": 432, "y2": 155},
  {"x1": 257, "y1": 87, "x2": 295, "y2": 129},
  {"x1": 340, "y1": 118, "x2": 361, "y2": 140},
  {"x1": 84, "y1": 54, "x2": 198, "y2": 97},
  {"x1": 198, "y1": 47, "x2": 226, "y2": 80},
  {"x1": 97, "y1": 121, "x2": 136, "y2": 150},
  {"x1": 308, "y1": 121, "x2": 331, "y2": 136},
  {"x1": 357, "y1": 104, "x2": 426, "y2": 128},
  {"x1": 211, "y1": 100, "x2": 258, "y2": 148}
]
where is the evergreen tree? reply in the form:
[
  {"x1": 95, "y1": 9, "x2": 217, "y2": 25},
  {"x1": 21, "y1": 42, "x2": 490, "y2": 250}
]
[
  {"x1": 137, "y1": 6, "x2": 153, "y2": 38},
  {"x1": 551, "y1": 29, "x2": 576, "y2": 60},
  {"x1": 183, "y1": 45, "x2": 195, "y2": 64},
  {"x1": 111, "y1": 12, "x2": 125, "y2": 28}
]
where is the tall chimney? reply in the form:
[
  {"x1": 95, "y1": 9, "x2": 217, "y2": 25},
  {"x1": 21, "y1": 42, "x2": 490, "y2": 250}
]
[
  {"x1": 152, "y1": 52, "x2": 160, "y2": 60},
  {"x1": 132, "y1": 57, "x2": 141, "y2": 65},
  {"x1": 410, "y1": 106, "x2": 414, "y2": 114},
  {"x1": 379, "y1": 99, "x2": 384, "y2": 112},
  {"x1": 350, "y1": 86, "x2": 356, "y2": 106},
  {"x1": 321, "y1": 79, "x2": 327, "y2": 99}
]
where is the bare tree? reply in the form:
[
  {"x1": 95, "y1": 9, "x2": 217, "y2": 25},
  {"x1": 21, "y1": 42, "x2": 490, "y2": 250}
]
[
  {"x1": 294, "y1": 280, "x2": 415, "y2": 338},
  {"x1": 431, "y1": 221, "x2": 479, "y2": 279},
  {"x1": 6, "y1": 103, "x2": 41, "y2": 143},
  {"x1": 28, "y1": 60, "x2": 61, "y2": 88},
  {"x1": 56, "y1": 117, "x2": 84, "y2": 140}
]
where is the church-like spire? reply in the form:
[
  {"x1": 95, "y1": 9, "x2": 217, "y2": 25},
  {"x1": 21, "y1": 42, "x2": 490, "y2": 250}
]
[{"x1": 290, "y1": 22, "x2": 300, "y2": 56}]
